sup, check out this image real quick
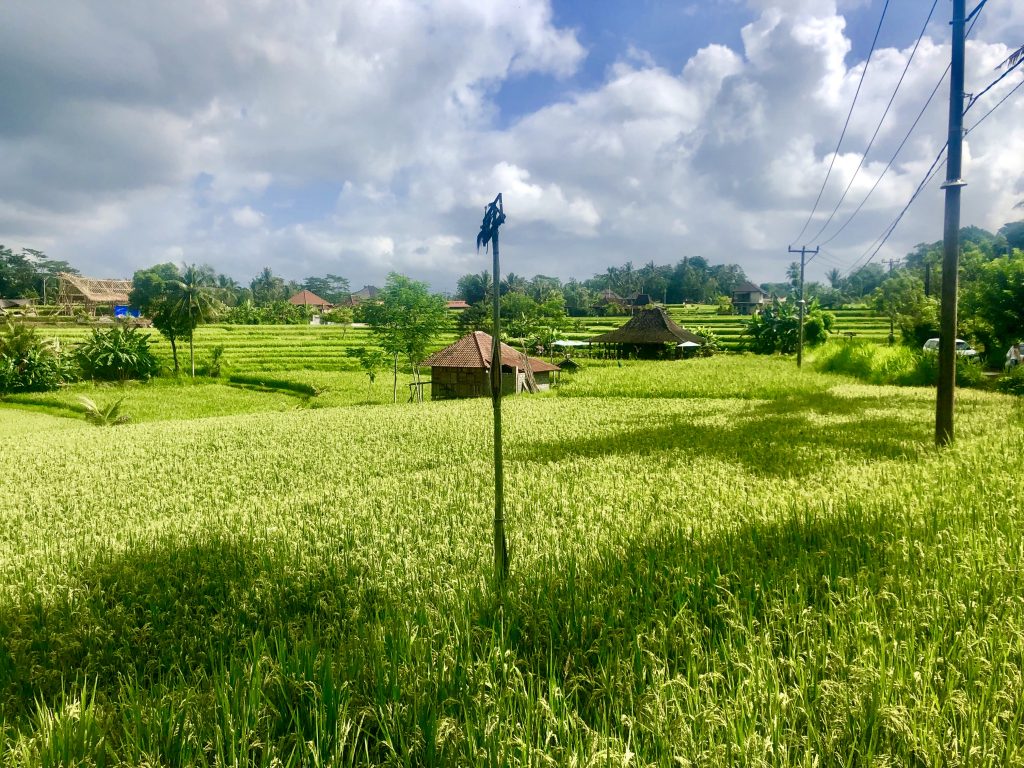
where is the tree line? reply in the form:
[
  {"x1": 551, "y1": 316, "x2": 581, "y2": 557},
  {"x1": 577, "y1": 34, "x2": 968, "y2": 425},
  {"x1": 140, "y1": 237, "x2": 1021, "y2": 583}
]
[{"x1": 869, "y1": 221, "x2": 1024, "y2": 367}]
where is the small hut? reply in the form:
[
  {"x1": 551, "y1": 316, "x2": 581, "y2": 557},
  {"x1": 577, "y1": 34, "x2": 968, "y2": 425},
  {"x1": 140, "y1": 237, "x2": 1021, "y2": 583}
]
[
  {"x1": 55, "y1": 272, "x2": 132, "y2": 316},
  {"x1": 288, "y1": 289, "x2": 332, "y2": 312},
  {"x1": 421, "y1": 331, "x2": 560, "y2": 400},
  {"x1": 588, "y1": 306, "x2": 704, "y2": 359}
]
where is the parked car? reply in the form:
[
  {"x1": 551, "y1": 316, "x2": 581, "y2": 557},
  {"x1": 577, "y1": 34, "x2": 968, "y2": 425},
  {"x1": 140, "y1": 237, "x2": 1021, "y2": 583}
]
[{"x1": 923, "y1": 338, "x2": 978, "y2": 357}]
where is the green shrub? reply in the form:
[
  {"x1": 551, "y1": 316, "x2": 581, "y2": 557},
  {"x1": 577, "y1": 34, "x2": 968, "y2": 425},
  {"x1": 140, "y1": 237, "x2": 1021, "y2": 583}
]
[
  {"x1": 75, "y1": 325, "x2": 160, "y2": 381},
  {"x1": 996, "y1": 365, "x2": 1024, "y2": 396},
  {"x1": 0, "y1": 321, "x2": 73, "y2": 394},
  {"x1": 689, "y1": 325, "x2": 720, "y2": 357},
  {"x1": 199, "y1": 344, "x2": 226, "y2": 378}
]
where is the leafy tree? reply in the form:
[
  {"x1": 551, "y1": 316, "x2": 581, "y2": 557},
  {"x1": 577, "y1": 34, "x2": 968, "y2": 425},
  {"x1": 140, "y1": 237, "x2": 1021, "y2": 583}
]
[
  {"x1": 562, "y1": 280, "x2": 595, "y2": 316},
  {"x1": 962, "y1": 250, "x2": 1024, "y2": 360},
  {"x1": 168, "y1": 264, "x2": 220, "y2": 377},
  {"x1": 302, "y1": 274, "x2": 350, "y2": 304},
  {"x1": 249, "y1": 267, "x2": 288, "y2": 305},
  {"x1": 130, "y1": 263, "x2": 189, "y2": 373},
  {"x1": 998, "y1": 220, "x2": 1024, "y2": 252},
  {"x1": 871, "y1": 274, "x2": 925, "y2": 346},
  {"x1": 322, "y1": 305, "x2": 353, "y2": 335},
  {"x1": 456, "y1": 271, "x2": 492, "y2": 305},
  {"x1": 346, "y1": 346, "x2": 387, "y2": 396},
  {"x1": 362, "y1": 273, "x2": 448, "y2": 402},
  {"x1": 0, "y1": 246, "x2": 78, "y2": 300}
]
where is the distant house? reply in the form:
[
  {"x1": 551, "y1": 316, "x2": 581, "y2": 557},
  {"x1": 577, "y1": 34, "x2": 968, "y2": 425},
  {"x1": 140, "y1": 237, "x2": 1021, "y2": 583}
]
[
  {"x1": 421, "y1": 331, "x2": 560, "y2": 399},
  {"x1": 446, "y1": 299, "x2": 470, "y2": 310},
  {"x1": 56, "y1": 272, "x2": 132, "y2": 316},
  {"x1": 288, "y1": 289, "x2": 332, "y2": 312},
  {"x1": 595, "y1": 288, "x2": 626, "y2": 311},
  {"x1": 588, "y1": 306, "x2": 704, "y2": 359},
  {"x1": 628, "y1": 293, "x2": 652, "y2": 311},
  {"x1": 350, "y1": 285, "x2": 380, "y2": 303},
  {"x1": 732, "y1": 281, "x2": 766, "y2": 315}
]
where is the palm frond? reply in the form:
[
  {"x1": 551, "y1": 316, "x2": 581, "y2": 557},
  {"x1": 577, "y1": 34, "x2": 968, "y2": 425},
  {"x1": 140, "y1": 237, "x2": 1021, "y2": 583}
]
[
  {"x1": 78, "y1": 395, "x2": 131, "y2": 426},
  {"x1": 476, "y1": 194, "x2": 506, "y2": 252},
  {"x1": 999, "y1": 44, "x2": 1024, "y2": 71}
]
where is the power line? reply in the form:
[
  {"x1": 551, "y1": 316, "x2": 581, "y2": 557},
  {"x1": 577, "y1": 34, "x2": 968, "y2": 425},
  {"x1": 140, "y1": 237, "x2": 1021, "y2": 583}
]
[
  {"x1": 791, "y1": 0, "x2": 890, "y2": 245},
  {"x1": 966, "y1": 74, "x2": 1024, "y2": 132},
  {"x1": 818, "y1": 68, "x2": 947, "y2": 247},
  {"x1": 965, "y1": 56, "x2": 1024, "y2": 115},
  {"x1": 841, "y1": 143, "x2": 948, "y2": 278},
  {"x1": 807, "y1": 0, "x2": 938, "y2": 245},
  {"x1": 818, "y1": 6, "x2": 986, "y2": 249}
]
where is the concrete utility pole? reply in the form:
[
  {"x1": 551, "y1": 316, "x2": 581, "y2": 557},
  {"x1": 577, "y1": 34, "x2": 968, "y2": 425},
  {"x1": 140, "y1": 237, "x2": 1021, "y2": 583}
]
[
  {"x1": 936, "y1": 0, "x2": 966, "y2": 446},
  {"x1": 884, "y1": 257, "x2": 901, "y2": 274},
  {"x1": 789, "y1": 245, "x2": 819, "y2": 368}
]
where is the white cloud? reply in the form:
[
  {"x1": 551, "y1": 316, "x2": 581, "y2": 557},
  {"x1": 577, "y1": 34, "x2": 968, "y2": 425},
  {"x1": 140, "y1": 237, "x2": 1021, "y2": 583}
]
[
  {"x1": 0, "y1": 0, "x2": 1021, "y2": 291},
  {"x1": 230, "y1": 206, "x2": 264, "y2": 228}
]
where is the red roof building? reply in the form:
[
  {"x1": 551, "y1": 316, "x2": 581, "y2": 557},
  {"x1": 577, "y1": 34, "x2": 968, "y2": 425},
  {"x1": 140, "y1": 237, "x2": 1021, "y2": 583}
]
[
  {"x1": 421, "y1": 331, "x2": 559, "y2": 399},
  {"x1": 288, "y1": 290, "x2": 332, "y2": 311}
]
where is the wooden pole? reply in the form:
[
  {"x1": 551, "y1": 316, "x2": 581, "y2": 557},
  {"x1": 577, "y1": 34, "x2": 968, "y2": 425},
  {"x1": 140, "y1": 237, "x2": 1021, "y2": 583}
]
[{"x1": 490, "y1": 229, "x2": 508, "y2": 583}]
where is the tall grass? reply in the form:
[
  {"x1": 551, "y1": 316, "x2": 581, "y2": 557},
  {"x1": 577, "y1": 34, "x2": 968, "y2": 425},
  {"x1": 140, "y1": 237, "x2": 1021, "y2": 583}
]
[
  {"x1": 1, "y1": 360, "x2": 1022, "y2": 765},
  {"x1": 813, "y1": 339, "x2": 987, "y2": 388}
]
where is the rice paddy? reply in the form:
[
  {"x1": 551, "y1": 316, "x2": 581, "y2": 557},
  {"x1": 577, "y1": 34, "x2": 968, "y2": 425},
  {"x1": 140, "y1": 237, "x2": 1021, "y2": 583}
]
[{"x1": 1, "y1": 344, "x2": 1022, "y2": 766}]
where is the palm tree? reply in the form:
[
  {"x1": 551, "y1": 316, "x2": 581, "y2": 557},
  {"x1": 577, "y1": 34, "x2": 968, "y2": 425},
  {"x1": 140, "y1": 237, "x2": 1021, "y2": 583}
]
[
  {"x1": 169, "y1": 264, "x2": 220, "y2": 377},
  {"x1": 826, "y1": 268, "x2": 843, "y2": 290},
  {"x1": 501, "y1": 272, "x2": 528, "y2": 295}
]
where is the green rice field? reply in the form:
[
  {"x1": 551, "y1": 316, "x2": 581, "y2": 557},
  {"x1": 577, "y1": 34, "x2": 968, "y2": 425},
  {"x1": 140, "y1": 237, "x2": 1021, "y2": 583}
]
[
  {"x1": 2, "y1": 349, "x2": 1023, "y2": 766},
  {"x1": 18, "y1": 304, "x2": 891, "y2": 376}
]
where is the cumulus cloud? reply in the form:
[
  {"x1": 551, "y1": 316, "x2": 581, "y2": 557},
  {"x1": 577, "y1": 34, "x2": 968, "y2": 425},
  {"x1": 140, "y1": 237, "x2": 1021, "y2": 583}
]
[{"x1": 0, "y1": 0, "x2": 1022, "y2": 290}]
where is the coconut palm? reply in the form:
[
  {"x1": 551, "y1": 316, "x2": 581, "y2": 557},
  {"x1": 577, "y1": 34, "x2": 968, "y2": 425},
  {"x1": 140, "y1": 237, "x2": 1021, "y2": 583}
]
[{"x1": 168, "y1": 264, "x2": 220, "y2": 377}]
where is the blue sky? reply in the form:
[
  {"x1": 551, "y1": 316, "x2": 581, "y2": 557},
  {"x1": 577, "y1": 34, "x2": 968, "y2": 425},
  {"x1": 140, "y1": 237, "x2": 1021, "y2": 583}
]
[{"x1": 1, "y1": 0, "x2": 1022, "y2": 291}]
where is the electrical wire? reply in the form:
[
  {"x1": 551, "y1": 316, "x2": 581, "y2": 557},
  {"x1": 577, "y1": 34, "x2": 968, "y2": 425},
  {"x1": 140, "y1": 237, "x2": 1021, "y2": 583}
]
[
  {"x1": 807, "y1": 0, "x2": 938, "y2": 246},
  {"x1": 791, "y1": 0, "x2": 890, "y2": 245},
  {"x1": 966, "y1": 75, "x2": 1024, "y2": 132},
  {"x1": 965, "y1": 57, "x2": 1024, "y2": 115},
  {"x1": 817, "y1": 5, "x2": 986, "y2": 250},
  {"x1": 841, "y1": 144, "x2": 948, "y2": 278}
]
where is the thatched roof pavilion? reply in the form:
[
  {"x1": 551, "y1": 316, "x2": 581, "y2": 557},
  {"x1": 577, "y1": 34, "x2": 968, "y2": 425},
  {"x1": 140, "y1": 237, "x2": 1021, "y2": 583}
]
[
  {"x1": 588, "y1": 306, "x2": 704, "y2": 359},
  {"x1": 56, "y1": 272, "x2": 132, "y2": 315},
  {"x1": 421, "y1": 331, "x2": 560, "y2": 399}
]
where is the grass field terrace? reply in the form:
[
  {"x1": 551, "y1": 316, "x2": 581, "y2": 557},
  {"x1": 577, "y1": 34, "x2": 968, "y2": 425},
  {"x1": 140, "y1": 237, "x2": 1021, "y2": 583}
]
[{"x1": 1, "y1": 354, "x2": 1023, "y2": 766}]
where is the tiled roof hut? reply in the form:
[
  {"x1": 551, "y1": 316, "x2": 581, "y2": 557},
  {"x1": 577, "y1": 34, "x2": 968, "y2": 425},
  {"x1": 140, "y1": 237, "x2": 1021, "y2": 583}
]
[{"x1": 421, "y1": 331, "x2": 560, "y2": 399}]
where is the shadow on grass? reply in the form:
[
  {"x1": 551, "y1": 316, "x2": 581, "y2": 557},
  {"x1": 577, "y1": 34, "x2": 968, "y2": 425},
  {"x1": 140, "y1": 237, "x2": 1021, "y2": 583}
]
[
  {"x1": 512, "y1": 389, "x2": 932, "y2": 476},
  {"x1": 0, "y1": 535, "x2": 374, "y2": 715},
  {"x1": 1, "y1": 487, "x2": 976, "y2": 765}
]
